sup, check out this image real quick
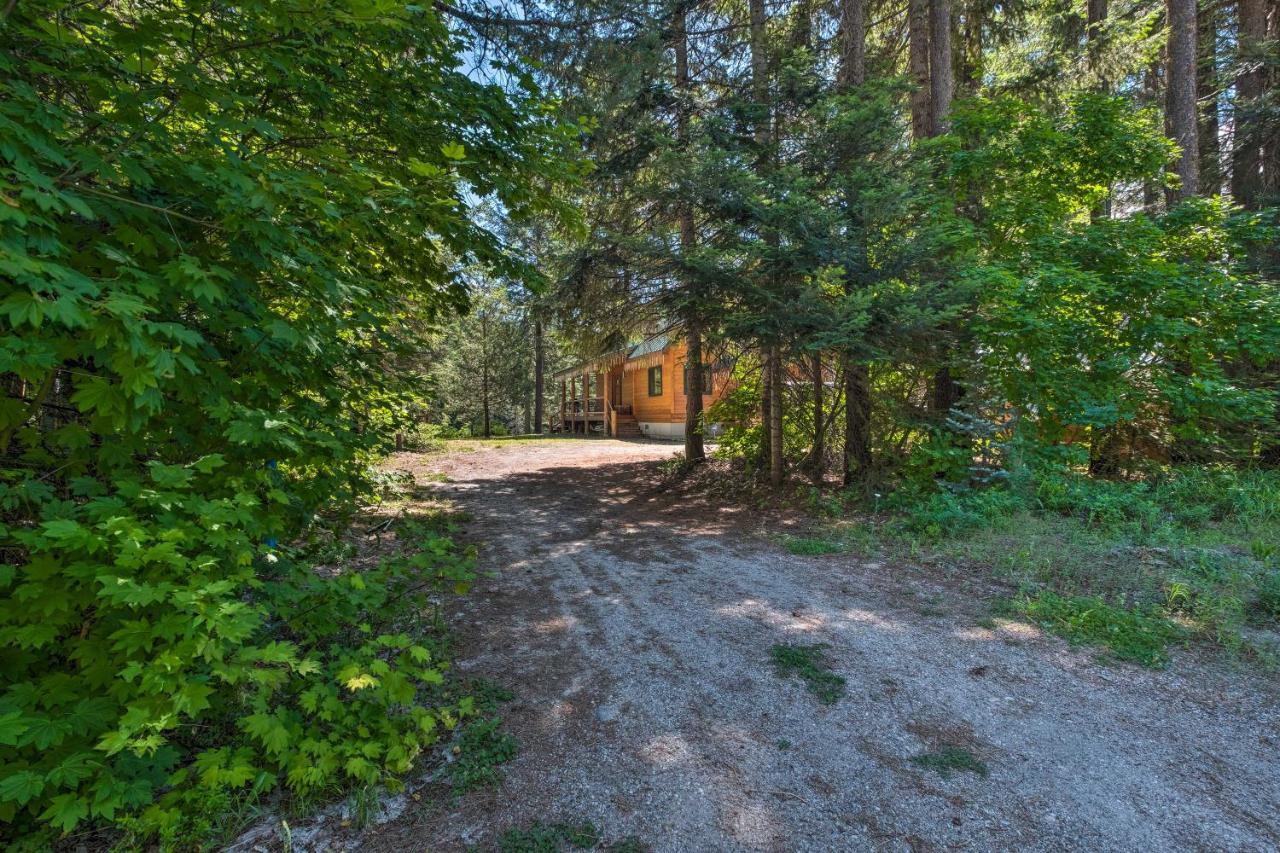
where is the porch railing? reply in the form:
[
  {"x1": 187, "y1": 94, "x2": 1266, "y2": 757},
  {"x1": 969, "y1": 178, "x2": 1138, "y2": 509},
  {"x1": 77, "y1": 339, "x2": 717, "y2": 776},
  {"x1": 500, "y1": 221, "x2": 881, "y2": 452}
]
[{"x1": 563, "y1": 398, "x2": 605, "y2": 415}]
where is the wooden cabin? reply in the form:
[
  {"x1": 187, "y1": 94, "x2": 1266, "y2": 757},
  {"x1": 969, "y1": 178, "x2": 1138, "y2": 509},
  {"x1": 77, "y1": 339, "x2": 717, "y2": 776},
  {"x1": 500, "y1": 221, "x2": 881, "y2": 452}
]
[{"x1": 551, "y1": 334, "x2": 729, "y2": 439}]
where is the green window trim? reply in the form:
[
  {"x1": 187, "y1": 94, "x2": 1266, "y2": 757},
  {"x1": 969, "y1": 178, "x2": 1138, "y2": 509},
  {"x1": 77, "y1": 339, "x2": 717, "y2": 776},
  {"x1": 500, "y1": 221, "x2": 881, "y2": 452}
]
[{"x1": 647, "y1": 365, "x2": 663, "y2": 397}]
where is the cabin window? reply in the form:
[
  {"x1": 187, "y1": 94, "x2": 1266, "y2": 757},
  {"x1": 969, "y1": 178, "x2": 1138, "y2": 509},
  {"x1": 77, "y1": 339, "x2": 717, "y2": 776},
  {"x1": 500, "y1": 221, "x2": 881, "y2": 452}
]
[
  {"x1": 647, "y1": 365, "x2": 663, "y2": 397},
  {"x1": 682, "y1": 364, "x2": 713, "y2": 395}
]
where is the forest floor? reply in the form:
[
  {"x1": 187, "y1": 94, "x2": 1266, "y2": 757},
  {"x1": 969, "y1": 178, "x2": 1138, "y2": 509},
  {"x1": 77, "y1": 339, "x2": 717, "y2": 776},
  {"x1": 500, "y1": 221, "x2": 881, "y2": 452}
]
[{"x1": 329, "y1": 438, "x2": 1278, "y2": 851}]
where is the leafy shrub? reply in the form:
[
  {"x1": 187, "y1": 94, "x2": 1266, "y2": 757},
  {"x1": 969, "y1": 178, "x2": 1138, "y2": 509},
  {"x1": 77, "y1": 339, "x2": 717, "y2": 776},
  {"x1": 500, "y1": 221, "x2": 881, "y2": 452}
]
[{"x1": 0, "y1": 0, "x2": 573, "y2": 845}]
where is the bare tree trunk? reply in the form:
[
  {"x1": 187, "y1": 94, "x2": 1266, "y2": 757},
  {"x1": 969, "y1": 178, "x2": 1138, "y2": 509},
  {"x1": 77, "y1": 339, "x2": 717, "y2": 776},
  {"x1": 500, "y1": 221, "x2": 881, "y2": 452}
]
[
  {"x1": 761, "y1": 348, "x2": 773, "y2": 468},
  {"x1": 837, "y1": 0, "x2": 865, "y2": 88},
  {"x1": 926, "y1": 0, "x2": 959, "y2": 417},
  {"x1": 839, "y1": 0, "x2": 872, "y2": 486},
  {"x1": 1144, "y1": 58, "x2": 1166, "y2": 212},
  {"x1": 769, "y1": 346, "x2": 784, "y2": 486},
  {"x1": 1167, "y1": 0, "x2": 1201, "y2": 201},
  {"x1": 533, "y1": 319, "x2": 544, "y2": 433},
  {"x1": 1087, "y1": 0, "x2": 1108, "y2": 78},
  {"x1": 929, "y1": 0, "x2": 953, "y2": 135},
  {"x1": 481, "y1": 366, "x2": 491, "y2": 438},
  {"x1": 844, "y1": 363, "x2": 872, "y2": 486},
  {"x1": 809, "y1": 353, "x2": 824, "y2": 485},
  {"x1": 909, "y1": 0, "x2": 931, "y2": 139},
  {"x1": 1198, "y1": 0, "x2": 1220, "y2": 192},
  {"x1": 1232, "y1": 0, "x2": 1266, "y2": 206},
  {"x1": 1267, "y1": 0, "x2": 1280, "y2": 200},
  {"x1": 750, "y1": 0, "x2": 777, "y2": 474},
  {"x1": 676, "y1": 3, "x2": 706, "y2": 465},
  {"x1": 685, "y1": 321, "x2": 706, "y2": 462}
]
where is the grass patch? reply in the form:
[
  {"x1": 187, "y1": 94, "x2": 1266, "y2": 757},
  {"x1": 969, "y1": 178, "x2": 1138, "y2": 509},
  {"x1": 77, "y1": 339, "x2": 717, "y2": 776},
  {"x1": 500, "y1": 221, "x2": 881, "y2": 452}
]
[
  {"x1": 781, "y1": 536, "x2": 846, "y2": 555},
  {"x1": 910, "y1": 746, "x2": 989, "y2": 778},
  {"x1": 769, "y1": 643, "x2": 847, "y2": 704},
  {"x1": 449, "y1": 717, "x2": 519, "y2": 793},
  {"x1": 868, "y1": 465, "x2": 1280, "y2": 666},
  {"x1": 1007, "y1": 591, "x2": 1185, "y2": 668}
]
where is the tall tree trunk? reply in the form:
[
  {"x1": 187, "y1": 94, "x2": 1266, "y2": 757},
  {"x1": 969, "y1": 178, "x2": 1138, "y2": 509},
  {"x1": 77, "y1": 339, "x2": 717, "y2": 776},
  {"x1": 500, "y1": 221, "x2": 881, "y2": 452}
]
[
  {"x1": 1232, "y1": 0, "x2": 1266, "y2": 207},
  {"x1": 1266, "y1": 0, "x2": 1280, "y2": 200},
  {"x1": 844, "y1": 363, "x2": 872, "y2": 486},
  {"x1": 1198, "y1": 0, "x2": 1220, "y2": 192},
  {"x1": 769, "y1": 345, "x2": 784, "y2": 486},
  {"x1": 533, "y1": 318, "x2": 544, "y2": 434},
  {"x1": 676, "y1": 4, "x2": 706, "y2": 464},
  {"x1": 929, "y1": 0, "x2": 953, "y2": 135},
  {"x1": 1144, "y1": 58, "x2": 1166, "y2": 212},
  {"x1": 749, "y1": 0, "x2": 778, "y2": 475},
  {"x1": 1089, "y1": 0, "x2": 1114, "y2": 219},
  {"x1": 684, "y1": 321, "x2": 706, "y2": 462},
  {"x1": 837, "y1": 0, "x2": 865, "y2": 88},
  {"x1": 838, "y1": 0, "x2": 873, "y2": 485},
  {"x1": 761, "y1": 348, "x2": 773, "y2": 467},
  {"x1": 927, "y1": 0, "x2": 959, "y2": 417},
  {"x1": 1167, "y1": 0, "x2": 1201, "y2": 201},
  {"x1": 809, "y1": 353, "x2": 824, "y2": 486},
  {"x1": 481, "y1": 365, "x2": 491, "y2": 438},
  {"x1": 1087, "y1": 0, "x2": 1108, "y2": 80},
  {"x1": 909, "y1": 0, "x2": 931, "y2": 139}
]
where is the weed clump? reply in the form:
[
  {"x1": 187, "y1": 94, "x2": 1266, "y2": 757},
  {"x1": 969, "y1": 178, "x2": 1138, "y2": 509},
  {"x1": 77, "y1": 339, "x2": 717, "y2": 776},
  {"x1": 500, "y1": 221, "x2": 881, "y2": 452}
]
[
  {"x1": 769, "y1": 643, "x2": 847, "y2": 704},
  {"x1": 910, "y1": 746, "x2": 989, "y2": 778},
  {"x1": 782, "y1": 536, "x2": 846, "y2": 555},
  {"x1": 450, "y1": 717, "x2": 519, "y2": 792}
]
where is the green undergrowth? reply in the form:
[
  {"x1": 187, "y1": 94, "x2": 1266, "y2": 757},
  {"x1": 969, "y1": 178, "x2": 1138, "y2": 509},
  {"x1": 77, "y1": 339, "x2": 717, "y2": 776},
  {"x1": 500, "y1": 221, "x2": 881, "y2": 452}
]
[
  {"x1": 910, "y1": 746, "x2": 989, "y2": 778},
  {"x1": 1005, "y1": 592, "x2": 1187, "y2": 668},
  {"x1": 780, "y1": 535, "x2": 846, "y2": 555},
  {"x1": 858, "y1": 465, "x2": 1280, "y2": 666},
  {"x1": 769, "y1": 643, "x2": 847, "y2": 704},
  {"x1": 449, "y1": 717, "x2": 520, "y2": 794}
]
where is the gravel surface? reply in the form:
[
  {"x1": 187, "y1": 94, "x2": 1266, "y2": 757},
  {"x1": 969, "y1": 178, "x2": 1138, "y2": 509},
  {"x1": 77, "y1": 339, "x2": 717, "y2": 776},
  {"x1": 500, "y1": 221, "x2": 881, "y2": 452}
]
[{"x1": 328, "y1": 439, "x2": 1279, "y2": 852}]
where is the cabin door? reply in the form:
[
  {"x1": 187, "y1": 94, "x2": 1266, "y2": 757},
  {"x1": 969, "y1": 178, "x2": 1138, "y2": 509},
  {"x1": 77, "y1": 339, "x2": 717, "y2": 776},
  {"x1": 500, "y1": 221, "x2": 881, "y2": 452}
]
[{"x1": 611, "y1": 373, "x2": 622, "y2": 408}]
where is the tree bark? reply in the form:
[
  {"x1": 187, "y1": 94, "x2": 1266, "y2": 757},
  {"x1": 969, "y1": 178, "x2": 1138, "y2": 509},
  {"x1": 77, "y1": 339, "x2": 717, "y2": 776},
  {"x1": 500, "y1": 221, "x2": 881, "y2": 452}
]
[
  {"x1": 1232, "y1": 0, "x2": 1266, "y2": 207},
  {"x1": 809, "y1": 353, "x2": 824, "y2": 486},
  {"x1": 1166, "y1": 0, "x2": 1200, "y2": 201},
  {"x1": 1087, "y1": 0, "x2": 1108, "y2": 79},
  {"x1": 1197, "y1": 0, "x2": 1220, "y2": 192},
  {"x1": 909, "y1": 0, "x2": 931, "y2": 139},
  {"x1": 1144, "y1": 58, "x2": 1165, "y2": 212},
  {"x1": 837, "y1": 0, "x2": 865, "y2": 88},
  {"x1": 838, "y1": 0, "x2": 873, "y2": 485},
  {"x1": 926, "y1": 0, "x2": 959, "y2": 417},
  {"x1": 749, "y1": 0, "x2": 778, "y2": 476},
  {"x1": 533, "y1": 318, "x2": 544, "y2": 433},
  {"x1": 1089, "y1": 0, "x2": 1113, "y2": 218},
  {"x1": 676, "y1": 3, "x2": 706, "y2": 464},
  {"x1": 769, "y1": 345, "x2": 784, "y2": 486},
  {"x1": 843, "y1": 362, "x2": 872, "y2": 486},
  {"x1": 928, "y1": 0, "x2": 953, "y2": 135}
]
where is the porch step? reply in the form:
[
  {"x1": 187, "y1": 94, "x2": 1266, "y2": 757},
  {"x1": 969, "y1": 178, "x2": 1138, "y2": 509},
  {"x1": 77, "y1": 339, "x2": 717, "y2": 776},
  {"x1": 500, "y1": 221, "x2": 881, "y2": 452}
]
[{"x1": 614, "y1": 414, "x2": 641, "y2": 437}]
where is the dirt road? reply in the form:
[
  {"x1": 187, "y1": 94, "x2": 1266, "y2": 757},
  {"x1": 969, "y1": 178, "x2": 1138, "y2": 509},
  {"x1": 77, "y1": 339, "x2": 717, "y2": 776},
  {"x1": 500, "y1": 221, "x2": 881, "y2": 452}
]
[{"x1": 358, "y1": 438, "x2": 1279, "y2": 851}]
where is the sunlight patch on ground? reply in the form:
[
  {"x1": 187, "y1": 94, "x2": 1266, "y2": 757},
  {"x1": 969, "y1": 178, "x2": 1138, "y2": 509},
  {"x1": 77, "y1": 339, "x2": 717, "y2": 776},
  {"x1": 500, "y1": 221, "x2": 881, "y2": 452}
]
[
  {"x1": 534, "y1": 615, "x2": 578, "y2": 634},
  {"x1": 638, "y1": 733, "x2": 695, "y2": 768},
  {"x1": 715, "y1": 599, "x2": 829, "y2": 632}
]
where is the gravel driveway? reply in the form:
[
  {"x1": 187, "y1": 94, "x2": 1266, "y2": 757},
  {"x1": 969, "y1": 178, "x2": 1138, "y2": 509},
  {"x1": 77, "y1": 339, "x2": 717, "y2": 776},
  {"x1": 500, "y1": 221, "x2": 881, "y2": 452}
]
[{"x1": 354, "y1": 439, "x2": 1280, "y2": 852}]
